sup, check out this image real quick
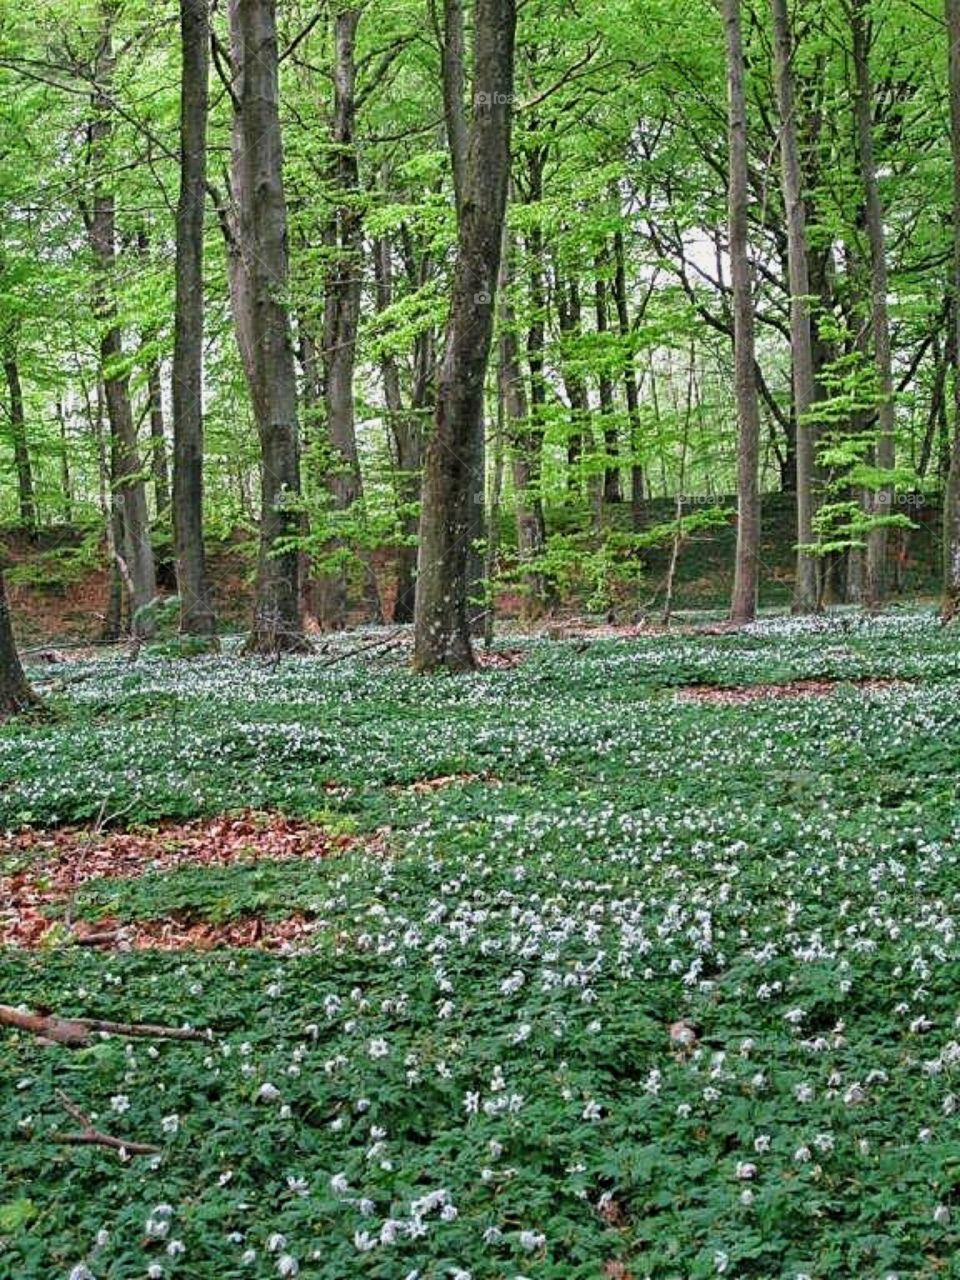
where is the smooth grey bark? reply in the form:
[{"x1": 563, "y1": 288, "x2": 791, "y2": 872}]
[
  {"x1": 413, "y1": 0, "x2": 517, "y2": 671},
  {"x1": 852, "y1": 0, "x2": 896, "y2": 609},
  {"x1": 91, "y1": 377, "x2": 123, "y2": 640},
  {"x1": 88, "y1": 13, "x2": 157, "y2": 638},
  {"x1": 55, "y1": 399, "x2": 73, "y2": 524},
  {"x1": 439, "y1": 0, "x2": 485, "y2": 634},
  {"x1": 228, "y1": 0, "x2": 306, "y2": 652},
  {"x1": 0, "y1": 563, "x2": 34, "y2": 717},
  {"x1": 2, "y1": 347, "x2": 36, "y2": 532},
  {"x1": 172, "y1": 0, "x2": 216, "y2": 637},
  {"x1": 146, "y1": 360, "x2": 169, "y2": 518},
  {"x1": 556, "y1": 269, "x2": 589, "y2": 487},
  {"x1": 724, "y1": 0, "x2": 762, "y2": 624},
  {"x1": 373, "y1": 231, "x2": 426, "y2": 623},
  {"x1": 136, "y1": 230, "x2": 170, "y2": 523},
  {"x1": 319, "y1": 7, "x2": 382, "y2": 630},
  {"x1": 441, "y1": 0, "x2": 469, "y2": 212},
  {"x1": 771, "y1": 0, "x2": 819, "y2": 612},
  {"x1": 612, "y1": 229, "x2": 646, "y2": 530},
  {"x1": 595, "y1": 257, "x2": 622, "y2": 504},
  {"x1": 500, "y1": 229, "x2": 548, "y2": 620},
  {"x1": 943, "y1": 0, "x2": 960, "y2": 619}
]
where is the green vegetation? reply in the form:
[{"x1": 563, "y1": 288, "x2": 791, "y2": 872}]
[{"x1": 3, "y1": 613, "x2": 960, "y2": 1278}]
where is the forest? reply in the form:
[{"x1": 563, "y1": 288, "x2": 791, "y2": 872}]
[{"x1": 2, "y1": 1, "x2": 960, "y2": 1278}]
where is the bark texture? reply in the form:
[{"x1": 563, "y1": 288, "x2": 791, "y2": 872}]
[
  {"x1": 943, "y1": 0, "x2": 960, "y2": 620},
  {"x1": 413, "y1": 0, "x2": 517, "y2": 671},
  {"x1": 2, "y1": 347, "x2": 35, "y2": 533},
  {"x1": 172, "y1": 0, "x2": 216, "y2": 637},
  {"x1": 771, "y1": 0, "x2": 819, "y2": 612},
  {"x1": 0, "y1": 563, "x2": 34, "y2": 717},
  {"x1": 852, "y1": 0, "x2": 896, "y2": 609},
  {"x1": 89, "y1": 15, "x2": 157, "y2": 637},
  {"x1": 724, "y1": 0, "x2": 762, "y2": 625},
  {"x1": 228, "y1": 0, "x2": 306, "y2": 652},
  {"x1": 319, "y1": 7, "x2": 382, "y2": 629}
]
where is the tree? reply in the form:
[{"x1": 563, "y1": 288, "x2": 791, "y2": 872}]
[
  {"x1": 943, "y1": 0, "x2": 960, "y2": 620},
  {"x1": 318, "y1": 6, "x2": 382, "y2": 630},
  {"x1": 0, "y1": 563, "x2": 34, "y2": 717},
  {"x1": 724, "y1": 0, "x2": 761, "y2": 625},
  {"x1": 413, "y1": 0, "x2": 518, "y2": 671},
  {"x1": 88, "y1": 4, "x2": 157, "y2": 638},
  {"x1": 172, "y1": 0, "x2": 216, "y2": 638},
  {"x1": 227, "y1": 0, "x2": 306, "y2": 653},
  {"x1": 770, "y1": 0, "x2": 819, "y2": 612},
  {"x1": 851, "y1": 0, "x2": 896, "y2": 609},
  {"x1": 1, "y1": 339, "x2": 36, "y2": 534}
]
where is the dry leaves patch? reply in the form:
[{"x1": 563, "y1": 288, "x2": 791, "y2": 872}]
[
  {"x1": 475, "y1": 647, "x2": 527, "y2": 669},
  {"x1": 0, "y1": 812, "x2": 380, "y2": 950},
  {"x1": 674, "y1": 677, "x2": 908, "y2": 705}
]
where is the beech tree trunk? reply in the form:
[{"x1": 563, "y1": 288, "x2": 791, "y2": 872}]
[
  {"x1": 943, "y1": 0, "x2": 960, "y2": 619},
  {"x1": 319, "y1": 7, "x2": 382, "y2": 630},
  {"x1": 724, "y1": 0, "x2": 762, "y2": 625},
  {"x1": 227, "y1": 0, "x2": 306, "y2": 652},
  {"x1": 146, "y1": 361, "x2": 169, "y2": 518},
  {"x1": 373, "y1": 231, "x2": 425, "y2": 624},
  {"x1": 556, "y1": 270, "x2": 588, "y2": 488},
  {"x1": 595, "y1": 256, "x2": 622, "y2": 504},
  {"x1": 771, "y1": 0, "x2": 819, "y2": 613},
  {"x1": 413, "y1": 0, "x2": 517, "y2": 672},
  {"x1": 500, "y1": 230, "x2": 548, "y2": 619},
  {"x1": 2, "y1": 347, "x2": 36, "y2": 533},
  {"x1": 172, "y1": 0, "x2": 216, "y2": 637},
  {"x1": 89, "y1": 16, "x2": 157, "y2": 638},
  {"x1": 55, "y1": 399, "x2": 73, "y2": 524},
  {"x1": 852, "y1": 0, "x2": 896, "y2": 609},
  {"x1": 612, "y1": 229, "x2": 645, "y2": 531},
  {"x1": 0, "y1": 563, "x2": 33, "y2": 718},
  {"x1": 441, "y1": 0, "x2": 486, "y2": 635}
]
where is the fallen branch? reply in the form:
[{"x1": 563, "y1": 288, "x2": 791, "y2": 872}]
[
  {"x1": 315, "y1": 628, "x2": 409, "y2": 669},
  {"x1": 0, "y1": 1004, "x2": 211, "y2": 1048},
  {"x1": 53, "y1": 1090, "x2": 160, "y2": 1156}
]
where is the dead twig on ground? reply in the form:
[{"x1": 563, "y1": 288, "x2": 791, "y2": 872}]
[
  {"x1": 0, "y1": 1003, "x2": 211, "y2": 1048},
  {"x1": 52, "y1": 1090, "x2": 160, "y2": 1156}
]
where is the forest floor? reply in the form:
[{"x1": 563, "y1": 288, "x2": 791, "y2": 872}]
[{"x1": 1, "y1": 610, "x2": 960, "y2": 1278}]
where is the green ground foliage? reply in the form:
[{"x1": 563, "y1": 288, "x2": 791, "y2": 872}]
[{"x1": 2, "y1": 612, "x2": 960, "y2": 1279}]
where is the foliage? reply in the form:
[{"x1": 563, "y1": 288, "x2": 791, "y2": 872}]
[{"x1": 2, "y1": 614, "x2": 960, "y2": 1277}]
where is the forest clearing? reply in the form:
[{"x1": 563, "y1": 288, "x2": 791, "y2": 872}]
[{"x1": 3, "y1": 0, "x2": 960, "y2": 1276}]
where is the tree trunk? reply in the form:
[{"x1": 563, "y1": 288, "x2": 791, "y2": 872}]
[
  {"x1": 595, "y1": 256, "x2": 622, "y2": 504},
  {"x1": 500, "y1": 230, "x2": 548, "y2": 620},
  {"x1": 227, "y1": 0, "x2": 306, "y2": 653},
  {"x1": 319, "y1": 7, "x2": 382, "y2": 630},
  {"x1": 0, "y1": 563, "x2": 33, "y2": 718},
  {"x1": 172, "y1": 0, "x2": 216, "y2": 638},
  {"x1": 373, "y1": 232, "x2": 424, "y2": 624},
  {"x1": 852, "y1": 0, "x2": 895, "y2": 609},
  {"x1": 771, "y1": 0, "x2": 819, "y2": 612},
  {"x1": 518, "y1": 157, "x2": 550, "y2": 616},
  {"x1": 2, "y1": 348, "x2": 36, "y2": 533},
  {"x1": 413, "y1": 0, "x2": 517, "y2": 672},
  {"x1": 556, "y1": 269, "x2": 589, "y2": 489},
  {"x1": 444, "y1": 2, "x2": 486, "y2": 638},
  {"x1": 612, "y1": 229, "x2": 645, "y2": 530},
  {"x1": 89, "y1": 15, "x2": 156, "y2": 638},
  {"x1": 147, "y1": 362, "x2": 169, "y2": 518},
  {"x1": 55, "y1": 399, "x2": 73, "y2": 524},
  {"x1": 724, "y1": 0, "x2": 762, "y2": 625},
  {"x1": 943, "y1": 0, "x2": 960, "y2": 619}
]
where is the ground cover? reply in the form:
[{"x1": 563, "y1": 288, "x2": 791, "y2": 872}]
[{"x1": 2, "y1": 612, "x2": 960, "y2": 1278}]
